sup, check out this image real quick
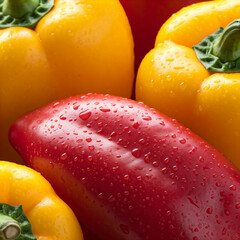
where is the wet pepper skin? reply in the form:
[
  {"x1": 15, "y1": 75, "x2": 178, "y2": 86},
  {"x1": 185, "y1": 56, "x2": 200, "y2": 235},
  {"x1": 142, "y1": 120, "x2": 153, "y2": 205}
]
[
  {"x1": 136, "y1": 0, "x2": 240, "y2": 167},
  {"x1": 0, "y1": 0, "x2": 134, "y2": 163},
  {"x1": 0, "y1": 161, "x2": 83, "y2": 240},
  {"x1": 9, "y1": 94, "x2": 240, "y2": 240}
]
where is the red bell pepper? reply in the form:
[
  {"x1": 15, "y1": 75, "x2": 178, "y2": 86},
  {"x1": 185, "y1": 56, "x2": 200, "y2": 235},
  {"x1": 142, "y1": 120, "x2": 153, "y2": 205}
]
[
  {"x1": 119, "y1": 0, "x2": 208, "y2": 69},
  {"x1": 9, "y1": 94, "x2": 240, "y2": 240}
]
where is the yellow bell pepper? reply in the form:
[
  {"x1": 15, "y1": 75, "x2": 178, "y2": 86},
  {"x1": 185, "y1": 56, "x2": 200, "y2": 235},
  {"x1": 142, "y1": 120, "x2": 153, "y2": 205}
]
[
  {"x1": 0, "y1": 0, "x2": 134, "y2": 163},
  {"x1": 0, "y1": 161, "x2": 83, "y2": 240},
  {"x1": 136, "y1": 0, "x2": 240, "y2": 167}
]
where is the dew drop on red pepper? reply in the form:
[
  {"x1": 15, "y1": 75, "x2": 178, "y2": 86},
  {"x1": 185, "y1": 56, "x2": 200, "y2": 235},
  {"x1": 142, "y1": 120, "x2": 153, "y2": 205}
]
[
  {"x1": 79, "y1": 110, "x2": 91, "y2": 120},
  {"x1": 131, "y1": 148, "x2": 141, "y2": 158},
  {"x1": 224, "y1": 210, "x2": 230, "y2": 216},
  {"x1": 161, "y1": 168, "x2": 167, "y2": 174},
  {"x1": 137, "y1": 176, "x2": 142, "y2": 181},
  {"x1": 132, "y1": 122, "x2": 140, "y2": 129},
  {"x1": 229, "y1": 185, "x2": 237, "y2": 191},
  {"x1": 52, "y1": 102, "x2": 60, "y2": 108},
  {"x1": 153, "y1": 161, "x2": 159, "y2": 167},
  {"x1": 100, "y1": 108, "x2": 110, "y2": 112},
  {"x1": 73, "y1": 104, "x2": 80, "y2": 110},
  {"x1": 60, "y1": 115, "x2": 67, "y2": 120},
  {"x1": 235, "y1": 203, "x2": 240, "y2": 209},
  {"x1": 124, "y1": 174, "x2": 129, "y2": 180},
  {"x1": 142, "y1": 115, "x2": 152, "y2": 121},
  {"x1": 206, "y1": 207, "x2": 213, "y2": 214},
  {"x1": 88, "y1": 145, "x2": 95, "y2": 151},
  {"x1": 60, "y1": 153, "x2": 68, "y2": 160},
  {"x1": 138, "y1": 138, "x2": 145, "y2": 144},
  {"x1": 172, "y1": 165, "x2": 178, "y2": 172},
  {"x1": 88, "y1": 156, "x2": 93, "y2": 161},
  {"x1": 179, "y1": 138, "x2": 186, "y2": 144},
  {"x1": 165, "y1": 210, "x2": 171, "y2": 216}
]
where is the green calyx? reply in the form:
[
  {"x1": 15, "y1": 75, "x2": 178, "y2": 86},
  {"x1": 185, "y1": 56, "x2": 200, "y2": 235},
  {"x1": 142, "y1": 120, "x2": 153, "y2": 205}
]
[
  {"x1": 193, "y1": 19, "x2": 240, "y2": 72},
  {"x1": 0, "y1": 204, "x2": 36, "y2": 240},
  {"x1": 0, "y1": 0, "x2": 54, "y2": 28}
]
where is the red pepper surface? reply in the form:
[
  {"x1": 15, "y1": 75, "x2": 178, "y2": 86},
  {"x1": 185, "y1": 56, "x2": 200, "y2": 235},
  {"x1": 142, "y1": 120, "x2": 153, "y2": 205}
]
[
  {"x1": 9, "y1": 94, "x2": 240, "y2": 240},
  {"x1": 119, "y1": 0, "x2": 208, "y2": 69}
]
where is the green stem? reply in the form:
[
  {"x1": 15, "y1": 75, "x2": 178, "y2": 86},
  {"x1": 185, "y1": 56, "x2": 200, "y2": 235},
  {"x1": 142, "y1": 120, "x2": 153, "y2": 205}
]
[
  {"x1": 2, "y1": 0, "x2": 39, "y2": 18},
  {"x1": 213, "y1": 19, "x2": 240, "y2": 62},
  {"x1": 0, "y1": 214, "x2": 21, "y2": 240}
]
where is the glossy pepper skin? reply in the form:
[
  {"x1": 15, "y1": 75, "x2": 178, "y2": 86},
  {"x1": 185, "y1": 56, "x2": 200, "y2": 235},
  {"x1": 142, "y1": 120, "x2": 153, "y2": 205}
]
[
  {"x1": 136, "y1": 0, "x2": 240, "y2": 167},
  {"x1": 0, "y1": 0, "x2": 134, "y2": 163},
  {"x1": 9, "y1": 93, "x2": 240, "y2": 240},
  {"x1": 0, "y1": 161, "x2": 83, "y2": 240}
]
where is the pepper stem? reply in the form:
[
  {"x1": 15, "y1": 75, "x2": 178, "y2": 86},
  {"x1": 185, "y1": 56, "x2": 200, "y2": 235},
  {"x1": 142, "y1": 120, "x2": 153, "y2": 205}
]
[
  {"x1": 2, "y1": 0, "x2": 39, "y2": 18},
  {"x1": 0, "y1": 214, "x2": 21, "y2": 240},
  {"x1": 212, "y1": 19, "x2": 240, "y2": 62}
]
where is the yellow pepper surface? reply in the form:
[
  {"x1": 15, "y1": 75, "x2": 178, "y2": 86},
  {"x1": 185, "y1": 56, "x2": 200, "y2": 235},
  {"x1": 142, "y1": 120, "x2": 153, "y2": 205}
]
[
  {"x1": 0, "y1": 161, "x2": 83, "y2": 240},
  {"x1": 136, "y1": 0, "x2": 240, "y2": 167},
  {"x1": 0, "y1": 0, "x2": 134, "y2": 163}
]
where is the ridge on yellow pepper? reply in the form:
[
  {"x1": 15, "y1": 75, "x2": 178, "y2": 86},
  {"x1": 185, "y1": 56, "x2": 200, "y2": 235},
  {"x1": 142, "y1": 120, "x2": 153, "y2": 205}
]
[
  {"x1": 0, "y1": 0, "x2": 134, "y2": 163},
  {"x1": 136, "y1": 0, "x2": 240, "y2": 167},
  {"x1": 0, "y1": 161, "x2": 83, "y2": 240}
]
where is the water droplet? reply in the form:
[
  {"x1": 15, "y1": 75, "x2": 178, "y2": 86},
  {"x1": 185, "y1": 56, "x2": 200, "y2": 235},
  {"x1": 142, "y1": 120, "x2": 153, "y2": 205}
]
[
  {"x1": 132, "y1": 148, "x2": 141, "y2": 158},
  {"x1": 138, "y1": 138, "x2": 145, "y2": 144},
  {"x1": 88, "y1": 156, "x2": 93, "y2": 161},
  {"x1": 60, "y1": 153, "x2": 67, "y2": 160},
  {"x1": 179, "y1": 138, "x2": 186, "y2": 144},
  {"x1": 164, "y1": 157, "x2": 170, "y2": 164},
  {"x1": 166, "y1": 210, "x2": 171, "y2": 216},
  {"x1": 132, "y1": 122, "x2": 140, "y2": 129},
  {"x1": 128, "y1": 205, "x2": 133, "y2": 211},
  {"x1": 161, "y1": 168, "x2": 167, "y2": 174},
  {"x1": 100, "y1": 108, "x2": 110, "y2": 112},
  {"x1": 224, "y1": 210, "x2": 230, "y2": 216},
  {"x1": 206, "y1": 207, "x2": 213, "y2": 214},
  {"x1": 222, "y1": 228, "x2": 227, "y2": 235},
  {"x1": 171, "y1": 134, "x2": 176, "y2": 138},
  {"x1": 73, "y1": 104, "x2": 80, "y2": 110},
  {"x1": 153, "y1": 161, "x2": 159, "y2": 167},
  {"x1": 172, "y1": 147, "x2": 178, "y2": 152},
  {"x1": 124, "y1": 191, "x2": 129, "y2": 196},
  {"x1": 144, "y1": 153, "x2": 150, "y2": 163},
  {"x1": 88, "y1": 145, "x2": 95, "y2": 150},
  {"x1": 160, "y1": 121, "x2": 165, "y2": 126},
  {"x1": 53, "y1": 102, "x2": 60, "y2": 108},
  {"x1": 137, "y1": 176, "x2": 142, "y2": 181},
  {"x1": 172, "y1": 165, "x2": 178, "y2": 171},
  {"x1": 229, "y1": 185, "x2": 237, "y2": 191},
  {"x1": 108, "y1": 196, "x2": 116, "y2": 203},
  {"x1": 124, "y1": 174, "x2": 129, "y2": 181},
  {"x1": 97, "y1": 193, "x2": 104, "y2": 199},
  {"x1": 235, "y1": 203, "x2": 240, "y2": 209},
  {"x1": 142, "y1": 115, "x2": 152, "y2": 121},
  {"x1": 60, "y1": 114, "x2": 67, "y2": 120},
  {"x1": 79, "y1": 110, "x2": 91, "y2": 120}
]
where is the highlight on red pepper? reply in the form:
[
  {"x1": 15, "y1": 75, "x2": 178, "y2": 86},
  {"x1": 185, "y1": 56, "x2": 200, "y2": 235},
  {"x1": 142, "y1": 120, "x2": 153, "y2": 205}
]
[{"x1": 9, "y1": 93, "x2": 240, "y2": 240}]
